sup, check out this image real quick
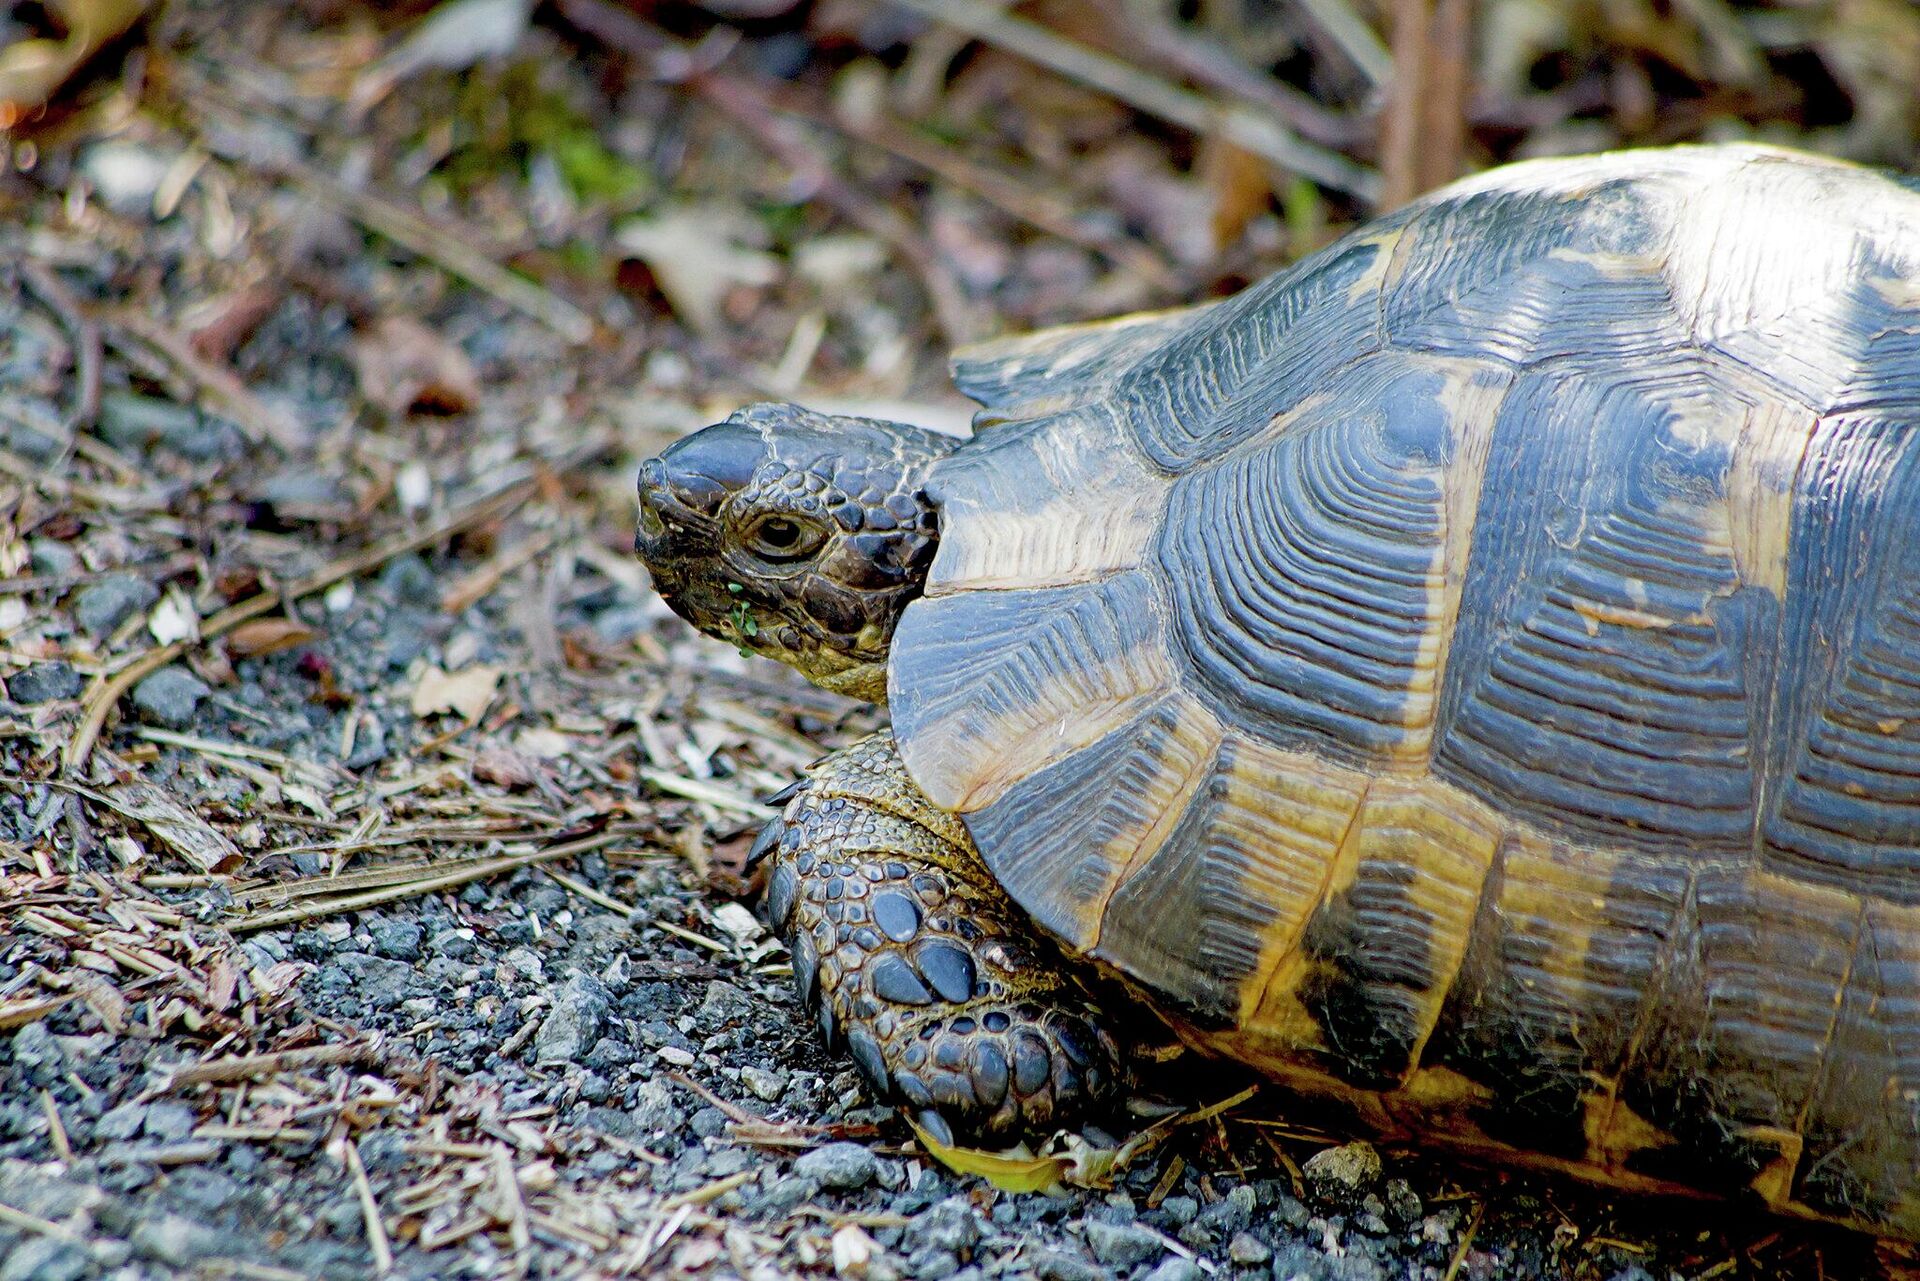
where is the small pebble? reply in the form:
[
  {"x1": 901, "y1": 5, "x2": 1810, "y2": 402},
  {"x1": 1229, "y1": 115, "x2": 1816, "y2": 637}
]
[
  {"x1": 536, "y1": 972, "x2": 611, "y2": 1064},
  {"x1": 1228, "y1": 1232, "x2": 1270, "y2": 1265},
  {"x1": 1302, "y1": 1141, "x2": 1382, "y2": 1211},
  {"x1": 794, "y1": 1141, "x2": 878, "y2": 1191},
  {"x1": 9, "y1": 662, "x2": 83, "y2": 704},
  {"x1": 74, "y1": 575, "x2": 159, "y2": 636},
  {"x1": 1083, "y1": 1218, "x2": 1166, "y2": 1268},
  {"x1": 131, "y1": 666, "x2": 210, "y2": 728}
]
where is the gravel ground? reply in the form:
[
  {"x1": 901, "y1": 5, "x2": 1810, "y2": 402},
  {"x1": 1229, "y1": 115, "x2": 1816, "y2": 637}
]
[{"x1": 4, "y1": 4, "x2": 1917, "y2": 1279}]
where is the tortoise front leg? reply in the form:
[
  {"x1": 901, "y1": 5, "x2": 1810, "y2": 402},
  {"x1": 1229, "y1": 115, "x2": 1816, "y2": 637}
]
[{"x1": 755, "y1": 734, "x2": 1122, "y2": 1144}]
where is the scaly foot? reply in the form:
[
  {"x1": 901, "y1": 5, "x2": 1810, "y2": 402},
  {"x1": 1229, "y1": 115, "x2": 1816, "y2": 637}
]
[{"x1": 754, "y1": 734, "x2": 1122, "y2": 1144}]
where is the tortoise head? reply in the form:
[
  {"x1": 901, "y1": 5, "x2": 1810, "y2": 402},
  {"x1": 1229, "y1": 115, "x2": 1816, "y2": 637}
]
[{"x1": 636, "y1": 403, "x2": 955, "y2": 702}]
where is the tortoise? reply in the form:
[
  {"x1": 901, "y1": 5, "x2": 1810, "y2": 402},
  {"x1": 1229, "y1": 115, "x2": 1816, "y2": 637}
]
[{"x1": 634, "y1": 143, "x2": 1920, "y2": 1238}]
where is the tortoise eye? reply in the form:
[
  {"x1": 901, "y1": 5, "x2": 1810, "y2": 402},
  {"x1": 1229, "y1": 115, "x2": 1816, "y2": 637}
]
[{"x1": 747, "y1": 515, "x2": 826, "y2": 561}]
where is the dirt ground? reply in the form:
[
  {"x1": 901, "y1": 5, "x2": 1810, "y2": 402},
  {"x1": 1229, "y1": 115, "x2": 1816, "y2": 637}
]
[{"x1": 4, "y1": 3, "x2": 1919, "y2": 1279}]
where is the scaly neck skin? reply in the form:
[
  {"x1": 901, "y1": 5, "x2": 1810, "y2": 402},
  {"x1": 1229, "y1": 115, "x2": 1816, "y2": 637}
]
[{"x1": 635, "y1": 402, "x2": 956, "y2": 700}]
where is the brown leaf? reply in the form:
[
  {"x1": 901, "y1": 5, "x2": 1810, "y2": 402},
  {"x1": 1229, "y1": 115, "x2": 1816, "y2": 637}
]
[
  {"x1": 227, "y1": 619, "x2": 320, "y2": 657},
  {"x1": 411, "y1": 664, "x2": 502, "y2": 722},
  {"x1": 350, "y1": 314, "x2": 482, "y2": 417},
  {"x1": 472, "y1": 744, "x2": 541, "y2": 789}
]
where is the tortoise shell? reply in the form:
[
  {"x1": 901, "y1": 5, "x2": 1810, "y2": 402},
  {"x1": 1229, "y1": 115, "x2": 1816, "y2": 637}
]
[{"x1": 887, "y1": 145, "x2": 1920, "y2": 1227}]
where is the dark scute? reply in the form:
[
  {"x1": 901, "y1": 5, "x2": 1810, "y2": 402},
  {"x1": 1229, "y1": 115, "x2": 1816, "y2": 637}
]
[
  {"x1": 1761, "y1": 412, "x2": 1920, "y2": 901},
  {"x1": 915, "y1": 941, "x2": 978, "y2": 1004},
  {"x1": 914, "y1": 1107, "x2": 954, "y2": 1146},
  {"x1": 1155, "y1": 356, "x2": 1469, "y2": 766},
  {"x1": 971, "y1": 1042, "x2": 1010, "y2": 1106},
  {"x1": 817, "y1": 996, "x2": 838, "y2": 1049},
  {"x1": 872, "y1": 890, "x2": 921, "y2": 943},
  {"x1": 1052, "y1": 1016, "x2": 1098, "y2": 1069},
  {"x1": 1011, "y1": 1033, "x2": 1052, "y2": 1097},
  {"x1": 983, "y1": 1010, "x2": 1010, "y2": 1033},
  {"x1": 764, "y1": 778, "x2": 805, "y2": 806},
  {"x1": 869, "y1": 954, "x2": 935, "y2": 1006},
  {"x1": 1432, "y1": 359, "x2": 1769, "y2": 855},
  {"x1": 897, "y1": 1073, "x2": 934, "y2": 1108}
]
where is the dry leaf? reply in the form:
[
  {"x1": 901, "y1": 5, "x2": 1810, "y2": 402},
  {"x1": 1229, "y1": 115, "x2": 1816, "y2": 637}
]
[
  {"x1": 352, "y1": 315, "x2": 482, "y2": 417},
  {"x1": 148, "y1": 585, "x2": 201, "y2": 646},
  {"x1": 909, "y1": 1119, "x2": 1067, "y2": 1193},
  {"x1": 615, "y1": 206, "x2": 780, "y2": 333},
  {"x1": 411, "y1": 663, "x2": 502, "y2": 722},
  {"x1": 102, "y1": 782, "x2": 243, "y2": 873},
  {"x1": 831, "y1": 1224, "x2": 876, "y2": 1278},
  {"x1": 227, "y1": 618, "x2": 319, "y2": 657},
  {"x1": 473, "y1": 744, "x2": 541, "y2": 788}
]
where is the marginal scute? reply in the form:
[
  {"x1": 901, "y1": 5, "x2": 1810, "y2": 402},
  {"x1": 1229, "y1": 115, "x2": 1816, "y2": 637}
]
[
  {"x1": 1426, "y1": 830, "x2": 1688, "y2": 1161},
  {"x1": 1254, "y1": 778, "x2": 1499, "y2": 1090},
  {"x1": 1159, "y1": 352, "x2": 1507, "y2": 767},
  {"x1": 962, "y1": 694, "x2": 1222, "y2": 954},
  {"x1": 890, "y1": 572, "x2": 1173, "y2": 814},
  {"x1": 1094, "y1": 733, "x2": 1369, "y2": 1028},
  {"x1": 923, "y1": 405, "x2": 1168, "y2": 595},
  {"x1": 1795, "y1": 898, "x2": 1920, "y2": 1230},
  {"x1": 1617, "y1": 867, "x2": 1861, "y2": 1196}
]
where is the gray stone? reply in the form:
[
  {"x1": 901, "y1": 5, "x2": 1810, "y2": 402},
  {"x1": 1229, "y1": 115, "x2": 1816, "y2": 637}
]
[
  {"x1": 1301, "y1": 1141, "x2": 1381, "y2": 1211},
  {"x1": 1229, "y1": 1232, "x2": 1271, "y2": 1266},
  {"x1": 915, "y1": 1197, "x2": 980, "y2": 1254},
  {"x1": 1156, "y1": 1194, "x2": 1198, "y2": 1227},
  {"x1": 73, "y1": 575, "x2": 158, "y2": 636},
  {"x1": 0, "y1": 1238, "x2": 88, "y2": 1281},
  {"x1": 1143, "y1": 1260, "x2": 1203, "y2": 1281},
  {"x1": 9, "y1": 663, "x2": 83, "y2": 704},
  {"x1": 1269, "y1": 1242, "x2": 1330, "y2": 1281},
  {"x1": 10, "y1": 1023, "x2": 65, "y2": 1083},
  {"x1": 97, "y1": 391, "x2": 201, "y2": 454},
  {"x1": 1196, "y1": 1183, "x2": 1256, "y2": 1236},
  {"x1": 697, "y1": 979, "x2": 756, "y2": 1025},
  {"x1": 379, "y1": 554, "x2": 440, "y2": 607},
  {"x1": 754, "y1": 1173, "x2": 817, "y2": 1214},
  {"x1": 368, "y1": 918, "x2": 423, "y2": 960},
  {"x1": 1083, "y1": 1219, "x2": 1166, "y2": 1268},
  {"x1": 94, "y1": 1102, "x2": 146, "y2": 1140},
  {"x1": 131, "y1": 667, "x2": 209, "y2": 728},
  {"x1": 27, "y1": 541, "x2": 78, "y2": 578},
  {"x1": 631, "y1": 1078, "x2": 683, "y2": 1134},
  {"x1": 141, "y1": 1101, "x2": 196, "y2": 1142},
  {"x1": 130, "y1": 1213, "x2": 221, "y2": 1266},
  {"x1": 332, "y1": 952, "x2": 415, "y2": 1008},
  {"x1": 793, "y1": 1141, "x2": 877, "y2": 1191},
  {"x1": 689, "y1": 1106, "x2": 727, "y2": 1140},
  {"x1": 536, "y1": 972, "x2": 611, "y2": 1064},
  {"x1": 1031, "y1": 1250, "x2": 1104, "y2": 1281}
]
